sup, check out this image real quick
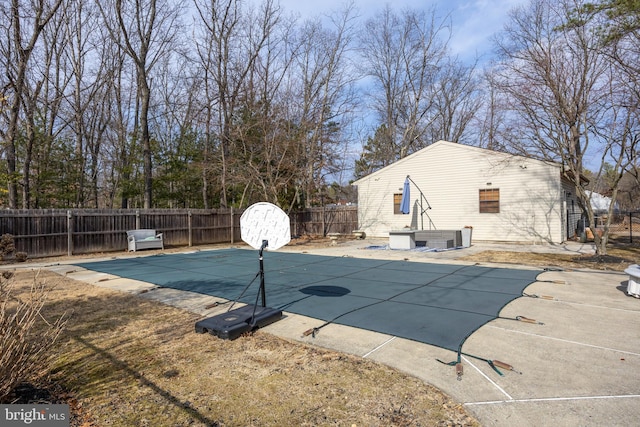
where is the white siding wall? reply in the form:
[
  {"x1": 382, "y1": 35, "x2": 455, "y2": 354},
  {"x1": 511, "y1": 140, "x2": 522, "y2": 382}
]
[{"x1": 354, "y1": 141, "x2": 566, "y2": 243}]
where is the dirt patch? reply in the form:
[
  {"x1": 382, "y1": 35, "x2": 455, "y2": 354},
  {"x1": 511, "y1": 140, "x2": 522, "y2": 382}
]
[
  {"x1": 4, "y1": 269, "x2": 479, "y2": 427},
  {"x1": 574, "y1": 254, "x2": 632, "y2": 265}
]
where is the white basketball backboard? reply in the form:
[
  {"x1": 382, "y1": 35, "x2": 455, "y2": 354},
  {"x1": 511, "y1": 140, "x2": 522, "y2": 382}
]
[{"x1": 240, "y1": 202, "x2": 291, "y2": 250}]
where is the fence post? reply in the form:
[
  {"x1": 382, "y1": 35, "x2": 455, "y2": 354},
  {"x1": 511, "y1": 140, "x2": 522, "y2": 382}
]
[
  {"x1": 293, "y1": 211, "x2": 297, "y2": 237},
  {"x1": 135, "y1": 210, "x2": 140, "y2": 229},
  {"x1": 631, "y1": 212, "x2": 634, "y2": 244},
  {"x1": 230, "y1": 207, "x2": 234, "y2": 244},
  {"x1": 188, "y1": 211, "x2": 193, "y2": 247},
  {"x1": 67, "y1": 210, "x2": 73, "y2": 257}
]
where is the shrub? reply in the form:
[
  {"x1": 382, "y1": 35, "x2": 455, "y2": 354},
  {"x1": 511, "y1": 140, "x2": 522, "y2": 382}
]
[
  {"x1": 0, "y1": 234, "x2": 15, "y2": 260},
  {"x1": 0, "y1": 270, "x2": 67, "y2": 401}
]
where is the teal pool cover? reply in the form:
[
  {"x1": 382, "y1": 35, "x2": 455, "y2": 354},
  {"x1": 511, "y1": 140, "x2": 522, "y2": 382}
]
[{"x1": 77, "y1": 248, "x2": 541, "y2": 353}]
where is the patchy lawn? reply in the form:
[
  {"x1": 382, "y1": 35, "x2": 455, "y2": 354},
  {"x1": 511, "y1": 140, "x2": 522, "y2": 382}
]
[{"x1": 457, "y1": 238, "x2": 640, "y2": 271}]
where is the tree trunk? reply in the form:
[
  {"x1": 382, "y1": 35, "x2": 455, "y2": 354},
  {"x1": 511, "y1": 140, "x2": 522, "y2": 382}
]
[{"x1": 140, "y1": 71, "x2": 153, "y2": 208}]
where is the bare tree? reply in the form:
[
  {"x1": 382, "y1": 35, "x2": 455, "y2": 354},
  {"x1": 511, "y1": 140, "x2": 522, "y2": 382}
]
[
  {"x1": 293, "y1": 4, "x2": 358, "y2": 207},
  {"x1": 97, "y1": 0, "x2": 184, "y2": 208},
  {"x1": 193, "y1": 0, "x2": 282, "y2": 208},
  {"x1": 230, "y1": 11, "x2": 301, "y2": 208},
  {"x1": 428, "y1": 56, "x2": 481, "y2": 144},
  {"x1": 0, "y1": 0, "x2": 63, "y2": 208},
  {"x1": 112, "y1": 50, "x2": 142, "y2": 208},
  {"x1": 491, "y1": 0, "x2": 637, "y2": 254},
  {"x1": 57, "y1": 0, "x2": 110, "y2": 207},
  {"x1": 474, "y1": 69, "x2": 523, "y2": 152},
  {"x1": 29, "y1": 2, "x2": 70, "y2": 208},
  {"x1": 592, "y1": 0, "x2": 640, "y2": 215},
  {"x1": 586, "y1": 62, "x2": 639, "y2": 245},
  {"x1": 150, "y1": 51, "x2": 205, "y2": 208},
  {"x1": 359, "y1": 6, "x2": 451, "y2": 164}
]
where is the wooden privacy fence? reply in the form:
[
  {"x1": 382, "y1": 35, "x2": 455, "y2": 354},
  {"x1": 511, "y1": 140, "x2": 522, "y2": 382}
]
[{"x1": 0, "y1": 206, "x2": 358, "y2": 258}]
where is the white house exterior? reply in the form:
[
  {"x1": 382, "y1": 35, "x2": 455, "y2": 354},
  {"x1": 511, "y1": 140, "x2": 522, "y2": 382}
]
[{"x1": 352, "y1": 140, "x2": 581, "y2": 244}]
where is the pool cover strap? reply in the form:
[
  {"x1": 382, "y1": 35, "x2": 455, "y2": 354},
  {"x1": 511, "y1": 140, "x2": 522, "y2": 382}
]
[{"x1": 437, "y1": 351, "x2": 508, "y2": 379}]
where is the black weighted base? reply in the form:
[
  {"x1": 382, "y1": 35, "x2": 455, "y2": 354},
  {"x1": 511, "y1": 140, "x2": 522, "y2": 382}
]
[{"x1": 195, "y1": 304, "x2": 283, "y2": 340}]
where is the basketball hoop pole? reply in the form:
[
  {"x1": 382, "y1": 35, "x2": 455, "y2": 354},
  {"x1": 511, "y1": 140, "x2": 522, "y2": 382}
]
[
  {"x1": 259, "y1": 240, "x2": 268, "y2": 307},
  {"x1": 194, "y1": 203, "x2": 285, "y2": 340}
]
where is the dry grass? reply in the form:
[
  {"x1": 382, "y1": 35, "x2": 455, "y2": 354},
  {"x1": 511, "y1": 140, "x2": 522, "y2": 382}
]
[
  {"x1": 458, "y1": 238, "x2": 640, "y2": 272},
  {"x1": 7, "y1": 269, "x2": 478, "y2": 427}
]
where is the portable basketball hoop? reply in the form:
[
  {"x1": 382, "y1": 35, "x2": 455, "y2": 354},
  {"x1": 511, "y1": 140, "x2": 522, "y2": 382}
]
[{"x1": 195, "y1": 202, "x2": 290, "y2": 339}]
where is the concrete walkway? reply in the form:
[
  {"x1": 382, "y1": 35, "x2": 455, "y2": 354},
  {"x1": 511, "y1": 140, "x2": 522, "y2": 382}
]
[{"x1": 34, "y1": 239, "x2": 640, "y2": 426}]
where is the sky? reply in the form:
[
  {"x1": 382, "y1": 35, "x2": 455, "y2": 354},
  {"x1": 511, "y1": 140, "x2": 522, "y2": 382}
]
[
  {"x1": 277, "y1": 0, "x2": 528, "y2": 63},
  {"x1": 272, "y1": 0, "x2": 531, "y2": 183}
]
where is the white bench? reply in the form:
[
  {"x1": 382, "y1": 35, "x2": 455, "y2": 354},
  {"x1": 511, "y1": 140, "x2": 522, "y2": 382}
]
[
  {"x1": 127, "y1": 229, "x2": 164, "y2": 252},
  {"x1": 625, "y1": 264, "x2": 640, "y2": 298}
]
